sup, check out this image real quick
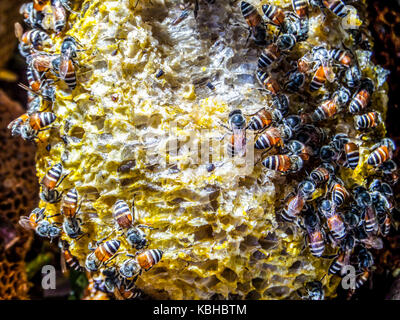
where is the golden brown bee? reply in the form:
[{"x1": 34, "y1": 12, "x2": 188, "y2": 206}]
[
  {"x1": 85, "y1": 239, "x2": 121, "y2": 272},
  {"x1": 113, "y1": 199, "x2": 153, "y2": 250},
  {"x1": 291, "y1": 0, "x2": 308, "y2": 18},
  {"x1": 344, "y1": 142, "x2": 360, "y2": 170},
  {"x1": 28, "y1": 53, "x2": 58, "y2": 73},
  {"x1": 322, "y1": 0, "x2": 349, "y2": 18},
  {"x1": 258, "y1": 43, "x2": 281, "y2": 69},
  {"x1": 254, "y1": 127, "x2": 283, "y2": 150},
  {"x1": 61, "y1": 188, "x2": 80, "y2": 218},
  {"x1": 355, "y1": 269, "x2": 370, "y2": 289},
  {"x1": 119, "y1": 249, "x2": 164, "y2": 278},
  {"x1": 262, "y1": 4, "x2": 286, "y2": 27},
  {"x1": 319, "y1": 200, "x2": 346, "y2": 241},
  {"x1": 354, "y1": 112, "x2": 381, "y2": 130},
  {"x1": 330, "y1": 181, "x2": 349, "y2": 207},
  {"x1": 262, "y1": 154, "x2": 303, "y2": 173},
  {"x1": 329, "y1": 49, "x2": 353, "y2": 68},
  {"x1": 349, "y1": 79, "x2": 374, "y2": 114},
  {"x1": 303, "y1": 208, "x2": 325, "y2": 257},
  {"x1": 309, "y1": 65, "x2": 328, "y2": 92},
  {"x1": 26, "y1": 66, "x2": 43, "y2": 92},
  {"x1": 311, "y1": 99, "x2": 338, "y2": 122},
  {"x1": 282, "y1": 180, "x2": 315, "y2": 223},
  {"x1": 8, "y1": 112, "x2": 56, "y2": 142},
  {"x1": 51, "y1": 0, "x2": 69, "y2": 33},
  {"x1": 328, "y1": 251, "x2": 349, "y2": 275},
  {"x1": 367, "y1": 138, "x2": 395, "y2": 166},
  {"x1": 310, "y1": 163, "x2": 334, "y2": 185},
  {"x1": 40, "y1": 162, "x2": 68, "y2": 203},
  {"x1": 19, "y1": 207, "x2": 61, "y2": 239},
  {"x1": 257, "y1": 70, "x2": 280, "y2": 94},
  {"x1": 60, "y1": 240, "x2": 83, "y2": 273},
  {"x1": 247, "y1": 108, "x2": 282, "y2": 131},
  {"x1": 14, "y1": 22, "x2": 51, "y2": 57},
  {"x1": 240, "y1": 1, "x2": 267, "y2": 46}
]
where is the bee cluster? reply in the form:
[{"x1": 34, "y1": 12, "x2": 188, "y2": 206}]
[
  {"x1": 221, "y1": 0, "x2": 398, "y2": 299},
  {"x1": 11, "y1": 0, "x2": 164, "y2": 300},
  {"x1": 7, "y1": 0, "x2": 397, "y2": 300}
]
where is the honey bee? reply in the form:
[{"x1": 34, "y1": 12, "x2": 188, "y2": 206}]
[
  {"x1": 20, "y1": 3, "x2": 46, "y2": 29},
  {"x1": 271, "y1": 94, "x2": 290, "y2": 116},
  {"x1": 19, "y1": 207, "x2": 61, "y2": 240},
  {"x1": 262, "y1": 154, "x2": 303, "y2": 173},
  {"x1": 257, "y1": 71, "x2": 280, "y2": 94},
  {"x1": 8, "y1": 112, "x2": 56, "y2": 142},
  {"x1": 356, "y1": 246, "x2": 374, "y2": 271},
  {"x1": 113, "y1": 199, "x2": 153, "y2": 249},
  {"x1": 60, "y1": 240, "x2": 83, "y2": 273},
  {"x1": 282, "y1": 180, "x2": 315, "y2": 223},
  {"x1": 354, "y1": 112, "x2": 381, "y2": 130},
  {"x1": 40, "y1": 162, "x2": 69, "y2": 203},
  {"x1": 322, "y1": 0, "x2": 349, "y2": 18},
  {"x1": 254, "y1": 127, "x2": 284, "y2": 151},
  {"x1": 309, "y1": 46, "x2": 335, "y2": 91},
  {"x1": 343, "y1": 64, "x2": 362, "y2": 88},
  {"x1": 364, "y1": 206, "x2": 378, "y2": 234},
  {"x1": 285, "y1": 69, "x2": 306, "y2": 93},
  {"x1": 276, "y1": 33, "x2": 298, "y2": 52},
  {"x1": 330, "y1": 180, "x2": 349, "y2": 207},
  {"x1": 262, "y1": 4, "x2": 286, "y2": 27},
  {"x1": 310, "y1": 163, "x2": 334, "y2": 185},
  {"x1": 367, "y1": 138, "x2": 396, "y2": 167},
  {"x1": 103, "y1": 267, "x2": 141, "y2": 300},
  {"x1": 240, "y1": 1, "x2": 267, "y2": 46},
  {"x1": 7, "y1": 113, "x2": 30, "y2": 137},
  {"x1": 329, "y1": 48, "x2": 353, "y2": 68},
  {"x1": 52, "y1": 55, "x2": 77, "y2": 90},
  {"x1": 61, "y1": 189, "x2": 84, "y2": 240},
  {"x1": 50, "y1": 0, "x2": 70, "y2": 33},
  {"x1": 303, "y1": 206, "x2": 326, "y2": 257},
  {"x1": 348, "y1": 78, "x2": 374, "y2": 114},
  {"x1": 291, "y1": 0, "x2": 308, "y2": 18},
  {"x1": 312, "y1": 88, "x2": 350, "y2": 122},
  {"x1": 258, "y1": 43, "x2": 281, "y2": 69},
  {"x1": 247, "y1": 108, "x2": 282, "y2": 131},
  {"x1": 285, "y1": 139, "x2": 312, "y2": 161},
  {"x1": 85, "y1": 238, "x2": 121, "y2": 272},
  {"x1": 355, "y1": 269, "x2": 370, "y2": 289},
  {"x1": 14, "y1": 22, "x2": 51, "y2": 57},
  {"x1": 223, "y1": 110, "x2": 247, "y2": 157},
  {"x1": 119, "y1": 249, "x2": 164, "y2": 278},
  {"x1": 26, "y1": 65, "x2": 43, "y2": 92},
  {"x1": 298, "y1": 280, "x2": 325, "y2": 300},
  {"x1": 343, "y1": 142, "x2": 360, "y2": 170},
  {"x1": 319, "y1": 199, "x2": 346, "y2": 241},
  {"x1": 328, "y1": 251, "x2": 350, "y2": 276}
]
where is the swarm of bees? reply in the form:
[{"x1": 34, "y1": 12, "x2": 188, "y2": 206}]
[
  {"x1": 222, "y1": 0, "x2": 398, "y2": 299},
  {"x1": 12, "y1": 0, "x2": 164, "y2": 300},
  {"x1": 9, "y1": 0, "x2": 397, "y2": 300}
]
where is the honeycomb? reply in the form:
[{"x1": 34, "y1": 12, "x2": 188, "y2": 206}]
[
  {"x1": 0, "y1": 90, "x2": 37, "y2": 299},
  {"x1": 16, "y1": 0, "x2": 390, "y2": 300}
]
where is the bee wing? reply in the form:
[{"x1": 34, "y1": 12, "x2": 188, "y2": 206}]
[
  {"x1": 59, "y1": 51, "x2": 72, "y2": 79},
  {"x1": 322, "y1": 59, "x2": 335, "y2": 83},
  {"x1": 18, "y1": 216, "x2": 35, "y2": 230},
  {"x1": 14, "y1": 22, "x2": 24, "y2": 41},
  {"x1": 232, "y1": 128, "x2": 246, "y2": 157}
]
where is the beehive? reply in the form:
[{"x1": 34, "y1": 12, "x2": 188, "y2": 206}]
[
  {"x1": 0, "y1": 90, "x2": 37, "y2": 300},
  {"x1": 24, "y1": 0, "x2": 390, "y2": 299}
]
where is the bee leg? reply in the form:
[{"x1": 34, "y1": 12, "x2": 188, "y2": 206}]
[
  {"x1": 137, "y1": 224, "x2": 155, "y2": 230},
  {"x1": 245, "y1": 27, "x2": 252, "y2": 46},
  {"x1": 55, "y1": 171, "x2": 71, "y2": 188},
  {"x1": 320, "y1": 254, "x2": 338, "y2": 259},
  {"x1": 46, "y1": 213, "x2": 62, "y2": 219}
]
